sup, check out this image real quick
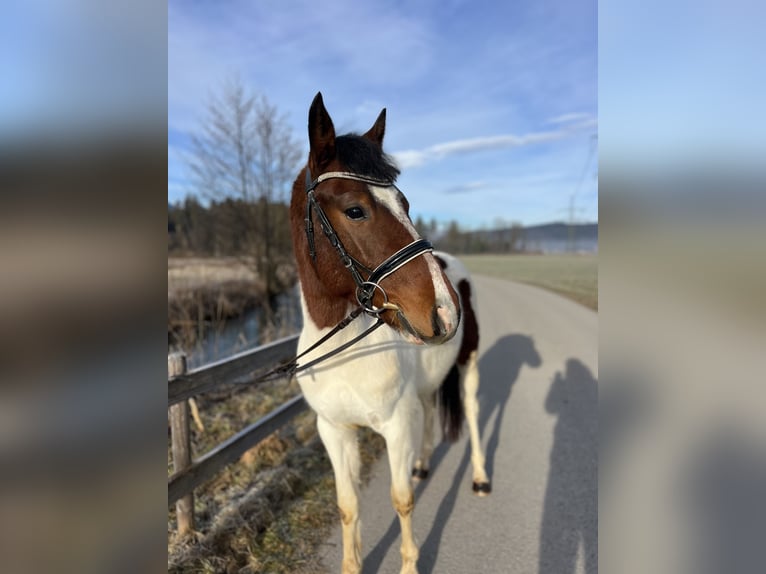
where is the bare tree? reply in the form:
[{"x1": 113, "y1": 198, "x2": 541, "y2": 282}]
[{"x1": 186, "y1": 77, "x2": 302, "y2": 302}]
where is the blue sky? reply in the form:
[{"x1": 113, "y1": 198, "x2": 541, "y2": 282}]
[
  {"x1": 170, "y1": 0, "x2": 598, "y2": 228},
  {"x1": 1, "y1": 1, "x2": 760, "y2": 224}
]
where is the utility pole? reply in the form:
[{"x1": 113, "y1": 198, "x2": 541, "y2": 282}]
[
  {"x1": 568, "y1": 193, "x2": 576, "y2": 253},
  {"x1": 568, "y1": 134, "x2": 597, "y2": 253}
]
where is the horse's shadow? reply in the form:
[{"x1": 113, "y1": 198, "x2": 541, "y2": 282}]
[{"x1": 362, "y1": 334, "x2": 542, "y2": 574}]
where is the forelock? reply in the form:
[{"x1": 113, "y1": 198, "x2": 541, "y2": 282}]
[{"x1": 334, "y1": 134, "x2": 400, "y2": 182}]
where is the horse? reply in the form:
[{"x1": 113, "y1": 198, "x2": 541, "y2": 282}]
[{"x1": 289, "y1": 92, "x2": 489, "y2": 574}]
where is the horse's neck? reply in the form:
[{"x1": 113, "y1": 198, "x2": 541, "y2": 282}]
[
  {"x1": 290, "y1": 182, "x2": 347, "y2": 329},
  {"x1": 296, "y1": 272, "x2": 354, "y2": 329},
  {"x1": 291, "y1": 228, "x2": 353, "y2": 330},
  {"x1": 299, "y1": 287, "x2": 347, "y2": 334}
]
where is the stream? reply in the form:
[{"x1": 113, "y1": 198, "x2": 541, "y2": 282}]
[{"x1": 184, "y1": 285, "x2": 303, "y2": 369}]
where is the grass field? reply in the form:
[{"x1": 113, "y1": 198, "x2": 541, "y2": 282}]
[{"x1": 459, "y1": 254, "x2": 598, "y2": 310}]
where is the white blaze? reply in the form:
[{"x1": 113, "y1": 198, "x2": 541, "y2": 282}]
[{"x1": 368, "y1": 185, "x2": 458, "y2": 318}]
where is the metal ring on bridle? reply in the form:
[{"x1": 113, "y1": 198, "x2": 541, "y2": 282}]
[{"x1": 356, "y1": 281, "x2": 389, "y2": 315}]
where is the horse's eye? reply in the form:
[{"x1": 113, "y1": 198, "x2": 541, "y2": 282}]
[{"x1": 344, "y1": 206, "x2": 367, "y2": 220}]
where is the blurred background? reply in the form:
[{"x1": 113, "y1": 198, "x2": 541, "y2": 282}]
[
  {"x1": 0, "y1": 1, "x2": 166, "y2": 573},
  {"x1": 600, "y1": 2, "x2": 766, "y2": 573}
]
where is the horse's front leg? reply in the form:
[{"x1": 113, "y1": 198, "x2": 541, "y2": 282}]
[
  {"x1": 317, "y1": 416, "x2": 362, "y2": 574},
  {"x1": 412, "y1": 392, "x2": 435, "y2": 481},
  {"x1": 383, "y1": 394, "x2": 424, "y2": 574}
]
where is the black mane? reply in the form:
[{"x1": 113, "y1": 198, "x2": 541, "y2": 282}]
[{"x1": 335, "y1": 134, "x2": 400, "y2": 182}]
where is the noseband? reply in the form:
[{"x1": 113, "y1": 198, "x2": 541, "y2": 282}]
[{"x1": 304, "y1": 168, "x2": 433, "y2": 316}]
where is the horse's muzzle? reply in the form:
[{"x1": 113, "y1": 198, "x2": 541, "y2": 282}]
[{"x1": 424, "y1": 304, "x2": 461, "y2": 345}]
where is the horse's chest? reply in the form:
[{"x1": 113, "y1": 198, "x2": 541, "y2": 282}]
[{"x1": 298, "y1": 354, "x2": 414, "y2": 431}]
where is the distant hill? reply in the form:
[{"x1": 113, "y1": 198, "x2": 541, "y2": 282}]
[{"x1": 522, "y1": 222, "x2": 598, "y2": 242}]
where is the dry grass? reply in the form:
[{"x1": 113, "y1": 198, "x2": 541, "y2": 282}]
[
  {"x1": 168, "y1": 256, "x2": 296, "y2": 297},
  {"x1": 168, "y1": 373, "x2": 387, "y2": 574},
  {"x1": 168, "y1": 257, "x2": 263, "y2": 295},
  {"x1": 169, "y1": 256, "x2": 347, "y2": 572}
]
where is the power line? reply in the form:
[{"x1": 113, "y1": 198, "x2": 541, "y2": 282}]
[{"x1": 568, "y1": 134, "x2": 597, "y2": 252}]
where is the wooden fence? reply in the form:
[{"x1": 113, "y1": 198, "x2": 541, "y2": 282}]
[{"x1": 167, "y1": 334, "x2": 304, "y2": 536}]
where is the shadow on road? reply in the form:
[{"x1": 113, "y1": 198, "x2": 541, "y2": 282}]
[
  {"x1": 479, "y1": 334, "x2": 542, "y2": 480},
  {"x1": 538, "y1": 358, "x2": 597, "y2": 574},
  {"x1": 362, "y1": 334, "x2": 542, "y2": 574}
]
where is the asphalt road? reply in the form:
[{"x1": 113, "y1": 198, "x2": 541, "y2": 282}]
[{"x1": 319, "y1": 275, "x2": 598, "y2": 574}]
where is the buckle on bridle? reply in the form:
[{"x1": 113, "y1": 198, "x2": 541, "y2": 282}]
[{"x1": 356, "y1": 281, "x2": 390, "y2": 315}]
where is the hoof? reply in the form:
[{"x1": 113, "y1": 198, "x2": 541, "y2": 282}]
[
  {"x1": 412, "y1": 468, "x2": 429, "y2": 481},
  {"x1": 472, "y1": 481, "x2": 491, "y2": 496}
]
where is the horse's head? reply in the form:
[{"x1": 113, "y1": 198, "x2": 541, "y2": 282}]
[{"x1": 291, "y1": 92, "x2": 460, "y2": 345}]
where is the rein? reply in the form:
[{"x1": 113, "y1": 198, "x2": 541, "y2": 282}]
[
  {"x1": 304, "y1": 168, "x2": 434, "y2": 315},
  {"x1": 252, "y1": 306, "x2": 386, "y2": 384},
  {"x1": 235, "y1": 168, "x2": 433, "y2": 385}
]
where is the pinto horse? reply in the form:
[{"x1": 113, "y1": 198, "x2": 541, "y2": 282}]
[{"x1": 290, "y1": 93, "x2": 489, "y2": 574}]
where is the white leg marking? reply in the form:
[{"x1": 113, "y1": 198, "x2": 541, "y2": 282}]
[
  {"x1": 317, "y1": 417, "x2": 362, "y2": 574},
  {"x1": 380, "y1": 392, "x2": 423, "y2": 574}
]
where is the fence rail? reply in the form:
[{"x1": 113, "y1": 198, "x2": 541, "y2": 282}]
[
  {"x1": 168, "y1": 335, "x2": 300, "y2": 406},
  {"x1": 167, "y1": 334, "x2": 302, "y2": 535}
]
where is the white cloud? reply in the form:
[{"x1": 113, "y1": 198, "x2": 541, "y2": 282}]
[
  {"x1": 390, "y1": 150, "x2": 423, "y2": 169},
  {"x1": 546, "y1": 113, "x2": 599, "y2": 134},
  {"x1": 393, "y1": 128, "x2": 577, "y2": 169},
  {"x1": 547, "y1": 112, "x2": 591, "y2": 124}
]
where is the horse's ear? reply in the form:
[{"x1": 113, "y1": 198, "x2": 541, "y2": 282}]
[
  {"x1": 308, "y1": 92, "x2": 336, "y2": 172},
  {"x1": 362, "y1": 108, "x2": 386, "y2": 148}
]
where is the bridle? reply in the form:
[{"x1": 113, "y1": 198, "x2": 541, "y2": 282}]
[
  {"x1": 221, "y1": 167, "x2": 436, "y2": 385},
  {"x1": 304, "y1": 167, "x2": 434, "y2": 316}
]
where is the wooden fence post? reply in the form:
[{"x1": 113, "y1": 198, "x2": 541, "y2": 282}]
[{"x1": 168, "y1": 352, "x2": 194, "y2": 536}]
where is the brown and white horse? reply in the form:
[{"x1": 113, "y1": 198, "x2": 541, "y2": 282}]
[{"x1": 290, "y1": 93, "x2": 489, "y2": 574}]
